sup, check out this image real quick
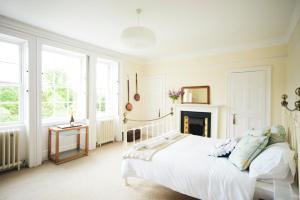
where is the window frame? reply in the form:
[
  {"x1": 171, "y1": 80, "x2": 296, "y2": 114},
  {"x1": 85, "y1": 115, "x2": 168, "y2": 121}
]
[
  {"x1": 96, "y1": 58, "x2": 118, "y2": 119},
  {"x1": 41, "y1": 44, "x2": 88, "y2": 123},
  {"x1": 0, "y1": 37, "x2": 26, "y2": 126}
]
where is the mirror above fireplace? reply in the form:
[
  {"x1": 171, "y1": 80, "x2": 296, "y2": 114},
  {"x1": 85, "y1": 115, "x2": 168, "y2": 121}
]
[{"x1": 181, "y1": 86, "x2": 210, "y2": 104}]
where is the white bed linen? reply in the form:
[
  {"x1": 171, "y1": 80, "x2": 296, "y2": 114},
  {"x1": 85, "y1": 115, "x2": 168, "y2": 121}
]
[{"x1": 121, "y1": 135, "x2": 256, "y2": 200}]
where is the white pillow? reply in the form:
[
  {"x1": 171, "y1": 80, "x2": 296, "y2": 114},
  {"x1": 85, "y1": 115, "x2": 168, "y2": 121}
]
[{"x1": 249, "y1": 143, "x2": 296, "y2": 181}]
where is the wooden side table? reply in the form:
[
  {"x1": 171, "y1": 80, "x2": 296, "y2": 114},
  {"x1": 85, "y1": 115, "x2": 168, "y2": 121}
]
[{"x1": 48, "y1": 125, "x2": 89, "y2": 164}]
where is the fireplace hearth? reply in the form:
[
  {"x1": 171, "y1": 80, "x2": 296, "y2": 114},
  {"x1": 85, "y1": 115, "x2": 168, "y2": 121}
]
[{"x1": 180, "y1": 111, "x2": 211, "y2": 137}]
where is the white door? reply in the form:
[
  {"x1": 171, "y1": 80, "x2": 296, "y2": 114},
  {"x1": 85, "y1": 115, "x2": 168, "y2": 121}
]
[
  {"x1": 141, "y1": 75, "x2": 166, "y2": 120},
  {"x1": 228, "y1": 68, "x2": 271, "y2": 138}
]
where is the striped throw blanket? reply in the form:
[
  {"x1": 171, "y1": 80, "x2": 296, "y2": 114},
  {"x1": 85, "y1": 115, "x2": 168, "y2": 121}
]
[{"x1": 123, "y1": 133, "x2": 188, "y2": 161}]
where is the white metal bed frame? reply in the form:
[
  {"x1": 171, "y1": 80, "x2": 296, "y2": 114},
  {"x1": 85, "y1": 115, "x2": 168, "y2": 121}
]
[{"x1": 122, "y1": 108, "x2": 176, "y2": 147}]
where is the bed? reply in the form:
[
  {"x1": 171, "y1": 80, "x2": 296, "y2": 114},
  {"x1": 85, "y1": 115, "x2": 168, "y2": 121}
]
[
  {"x1": 122, "y1": 135, "x2": 256, "y2": 199},
  {"x1": 121, "y1": 110, "x2": 297, "y2": 200}
]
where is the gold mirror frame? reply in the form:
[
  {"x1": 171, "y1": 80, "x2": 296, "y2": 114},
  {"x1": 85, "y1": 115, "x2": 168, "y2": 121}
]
[{"x1": 181, "y1": 86, "x2": 210, "y2": 104}]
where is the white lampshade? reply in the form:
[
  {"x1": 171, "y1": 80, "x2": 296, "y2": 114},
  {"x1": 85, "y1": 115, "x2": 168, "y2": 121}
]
[{"x1": 121, "y1": 26, "x2": 156, "y2": 48}]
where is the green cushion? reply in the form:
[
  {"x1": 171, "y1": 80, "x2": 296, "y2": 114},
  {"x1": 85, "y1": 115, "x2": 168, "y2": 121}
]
[
  {"x1": 229, "y1": 133, "x2": 270, "y2": 170},
  {"x1": 268, "y1": 125, "x2": 286, "y2": 145},
  {"x1": 246, "y1": 128, "x2": 270, "y2": 137}
]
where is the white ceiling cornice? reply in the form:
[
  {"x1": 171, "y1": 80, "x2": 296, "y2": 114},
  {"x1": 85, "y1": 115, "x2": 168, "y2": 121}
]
[
  {"x1": 283, "y1": 0, "x2": 300, "y2": 43},
  {"x1": 145, "y1": 36, "x2": 287, "y2": 65}
]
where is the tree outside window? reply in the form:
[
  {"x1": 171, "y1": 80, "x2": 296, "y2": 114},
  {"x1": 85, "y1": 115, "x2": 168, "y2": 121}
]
[
  {"x1": 0, "y1": 39, "x2": 22, "y2": 124},
  {"x1": 41, "y1": 46, "x2": 86, "y2": 122}
]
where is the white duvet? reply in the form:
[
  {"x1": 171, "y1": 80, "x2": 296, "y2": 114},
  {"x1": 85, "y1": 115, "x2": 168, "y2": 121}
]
[{"x1": 121, "y1": 135, "x2": 256, "y2": 200}]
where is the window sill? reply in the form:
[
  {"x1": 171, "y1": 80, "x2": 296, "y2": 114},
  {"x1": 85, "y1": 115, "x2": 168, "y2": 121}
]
[
  {"x1": 42, "y1": 118, "x2": 87, "y2": 127},
  {"x1": 0, "y1": 123, "x2": 25, "y2": 129},
  {"x1": 97, "y1": 115, "x2": 115, "y2": 121}
]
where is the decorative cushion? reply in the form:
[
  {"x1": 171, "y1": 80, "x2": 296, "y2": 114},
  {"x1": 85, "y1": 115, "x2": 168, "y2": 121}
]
[
  {"x1": 246, "y1": 128, "x2": 270, "y2": 137},
  {"x1": 209, "y1": 138, "x2": 237, "y2": 157},
  {"x1": 268, "y1": 125, "x2": 286, "y2": 145},
  {"x1": 249, "y1": 142, "x2": 296, "y2": 181},
  {"x1": 229, "y1": 132, "x2": 270, "y2": 170}
]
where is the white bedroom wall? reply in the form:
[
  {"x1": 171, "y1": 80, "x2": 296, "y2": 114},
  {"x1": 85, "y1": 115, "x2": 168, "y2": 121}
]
[
  {"x1": 285, "y1": 16, "x2": 300, "y2": 193},
  {"x1": 143, "y1": 45, "x2": 288, "y2": 138},
  {"x1": 286, "y1": 18, "x2": 300, "y2": 100}
]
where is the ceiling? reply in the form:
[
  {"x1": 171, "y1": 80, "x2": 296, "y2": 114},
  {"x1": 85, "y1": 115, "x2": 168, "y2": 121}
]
[{"x1": 0, "y1": 0, "x2": 299, "y2": 62}]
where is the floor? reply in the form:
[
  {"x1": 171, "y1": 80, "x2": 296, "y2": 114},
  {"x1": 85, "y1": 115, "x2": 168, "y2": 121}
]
[{"x1": 0, "y1": 142, "x2": 196, "y2": 200}]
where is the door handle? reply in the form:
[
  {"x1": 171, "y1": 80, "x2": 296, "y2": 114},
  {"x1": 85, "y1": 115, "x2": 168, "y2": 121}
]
[{"x1": 233, "y1": 114, "x2": 236, "y2": 125}]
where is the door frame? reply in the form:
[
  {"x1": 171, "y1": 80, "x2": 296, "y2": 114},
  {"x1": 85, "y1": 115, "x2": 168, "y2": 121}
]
[{"x1": 226, "y1": 66, "x2": 271, "y2": 138}]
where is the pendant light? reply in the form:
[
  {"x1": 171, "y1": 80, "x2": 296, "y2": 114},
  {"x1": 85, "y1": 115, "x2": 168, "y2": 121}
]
[{"x1": 121, "y1": 8, "x2": 156, "y2": 48}]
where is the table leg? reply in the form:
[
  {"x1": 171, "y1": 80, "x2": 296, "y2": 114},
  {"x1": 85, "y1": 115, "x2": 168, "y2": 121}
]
[
  {"x1": 55, "y1": 131, "x2": 59, "y2": 163},
  {"x1": 77, "y1": 131, "x2": 80, "y2": 150},
  {"x1": 85, "y1": 127, "x2": 89, "y2": 155},
  {"x1": 48, "y1": 129, "x2": 51, "y2": 159}
]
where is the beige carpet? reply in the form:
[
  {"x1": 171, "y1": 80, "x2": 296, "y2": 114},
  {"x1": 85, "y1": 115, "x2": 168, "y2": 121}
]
[{"x1": 0, "y1": 142, "x2": 197, "y2": 200}]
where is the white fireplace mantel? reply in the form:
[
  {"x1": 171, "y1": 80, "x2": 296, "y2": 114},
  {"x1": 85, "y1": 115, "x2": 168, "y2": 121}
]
[{"x1": 174, "y1": 104, "x2": 219, "y2": 138}]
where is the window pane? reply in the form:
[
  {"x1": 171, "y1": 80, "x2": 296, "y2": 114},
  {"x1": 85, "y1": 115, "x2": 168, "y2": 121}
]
[
  {"x1": 54, "y1": 103, "x2": 70, "y2": 118},
  {"x1": 0, "y1": 40, "x2": 20, "y2": 64},
  {"x1": 97, "y1": 95, "x2": 106, "y2": 113},
  {"x1": 0, "y1": 38, "x2": 23, "y2": 124},
  {"x1": 55, "y1": 87, "x2": 69, "y2": 102},
  {"x1": 42, "y1": 87, "x2": 54, "y2": 102},
  {"x1": 0, "y1": 62, "x2": 19, "y2": 83},
  {"x1": 96, "y1": 62, "x2": 108, "y2": 90},
  {"x1": 96, "y1": 59, "x2": 119, "y2": 118},
  {"x1": 0, "y1": 86, "x2": 19, "y2": 102},
  {"x1": 42, "y1": 103, "x2": 54, "y2": 118},
  {"x1": 0, "y1": 85, "x2": 20, "y2": 123},
  {"x1": 0, "y1": 103, "x2": 19, "y2": 122},
  {"x1": 42, "y1": 46, "x2": 86, "y2": 121}
]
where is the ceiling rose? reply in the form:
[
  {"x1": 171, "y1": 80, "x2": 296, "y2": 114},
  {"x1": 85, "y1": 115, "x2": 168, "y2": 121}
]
[{"x1": 121, "y1": 9, "x2": 156, "y2": 49}]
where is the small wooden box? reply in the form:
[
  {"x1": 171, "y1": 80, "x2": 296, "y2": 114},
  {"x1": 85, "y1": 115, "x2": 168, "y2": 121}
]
[{"x1": 126, "y1": 129, "x2": 141, "y2": 142}]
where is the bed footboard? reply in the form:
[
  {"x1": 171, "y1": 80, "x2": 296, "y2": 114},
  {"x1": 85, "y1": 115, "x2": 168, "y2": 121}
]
[{"x1": 122, "y1": 108, "x2": 176, "y2": 150}]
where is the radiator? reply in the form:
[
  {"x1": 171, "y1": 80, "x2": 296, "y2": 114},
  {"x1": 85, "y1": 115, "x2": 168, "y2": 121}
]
[
  {"x1": 0, "y1": 129, "x2": 21, "y2": 171},
  {"x1": 97, "y1": 119, "x2": 114, "y2": 145}
]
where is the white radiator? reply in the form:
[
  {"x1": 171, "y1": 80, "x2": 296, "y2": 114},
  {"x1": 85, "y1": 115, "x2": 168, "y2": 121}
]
[
  {"x1": 0, "y1": 129, "x2": 21, "y2": 171},
  {"x1": 97, "y1": 119, "x2": 114, "y2": 145}
]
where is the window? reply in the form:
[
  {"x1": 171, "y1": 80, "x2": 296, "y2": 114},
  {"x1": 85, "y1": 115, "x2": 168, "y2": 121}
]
[
  {"x1": 41, "y1": 45, "x2": 87, "y2": 122},
  {"x1": 0, "y1": 38, "x2": 24, "y2": 124},
  {"x1": 96, "y1": 59, "x2": 118, "y2": 118}
]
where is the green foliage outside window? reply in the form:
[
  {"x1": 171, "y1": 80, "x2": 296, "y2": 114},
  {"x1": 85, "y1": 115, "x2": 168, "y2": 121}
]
[
  {"x1": 97, "y1": 96, "x2": 106, "y2": 113},
  {"x1": 42, "y1": 70, "x2": 75, "y2": 119},
  {"x1": 0, "y1": 86, "x2": 19, "y2": 122},
  {"x1": 0, "y1": 69, "x2": 77, "y2": 122}
]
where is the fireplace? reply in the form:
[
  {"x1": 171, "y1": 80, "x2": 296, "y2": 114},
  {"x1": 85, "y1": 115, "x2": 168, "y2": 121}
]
[{"x1": 180, "y1": 111, "x2": 211, "y2": 137}]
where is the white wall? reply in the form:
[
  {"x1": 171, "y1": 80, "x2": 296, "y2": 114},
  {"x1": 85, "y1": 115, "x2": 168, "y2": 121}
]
[
  {"x1": 143, "y1": 45, "x2": 288, "y2": 138},
  {"x1": 287, "y1": 18, "x2": 300, "y2": 99},
  {"x1": 285, "y1": 16, "x2": 300, "y2": 193}
]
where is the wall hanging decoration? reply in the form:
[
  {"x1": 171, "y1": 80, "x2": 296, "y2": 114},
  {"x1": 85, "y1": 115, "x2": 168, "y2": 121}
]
[
  {"x1": 281, "y1": 87, "x2": 300, "y2": 112},
  {"x1": 125, "y1": 79, "x2": 133, "y2": 111},
  {"x1": 134, "y1": 73, "x2": 140, "y2": 101},
  {"x1": 168, "y1": 89, "x2": 182, "y2": 103}
]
